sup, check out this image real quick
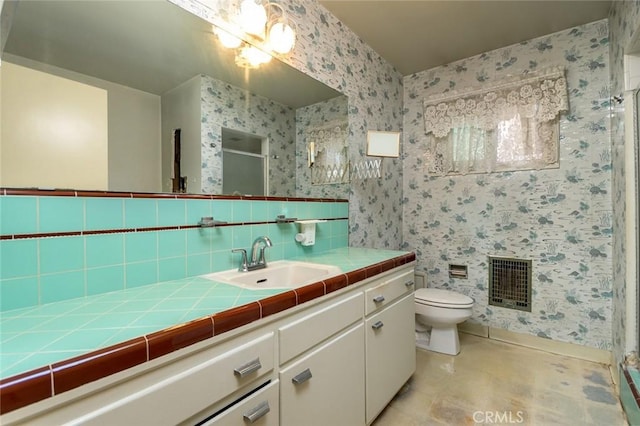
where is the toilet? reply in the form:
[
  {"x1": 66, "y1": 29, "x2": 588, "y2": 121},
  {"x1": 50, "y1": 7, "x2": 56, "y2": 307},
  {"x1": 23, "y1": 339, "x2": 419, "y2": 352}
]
[{"x1": 414, "y1": 288, "x2": 474, "y2": 355}]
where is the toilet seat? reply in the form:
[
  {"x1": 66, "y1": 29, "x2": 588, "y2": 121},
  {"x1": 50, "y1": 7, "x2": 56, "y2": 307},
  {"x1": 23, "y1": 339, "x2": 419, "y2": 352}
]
[{"x1": 415, "y1": 288, "x2": 473, "y2": 308}]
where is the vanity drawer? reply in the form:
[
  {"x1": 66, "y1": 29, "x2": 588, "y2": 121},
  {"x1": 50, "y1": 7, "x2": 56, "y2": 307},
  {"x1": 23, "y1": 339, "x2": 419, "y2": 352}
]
[
  {"x1": 365, "y1": 270, "x2": 414, "y2": 315},
  {"x1": 198, "y1": 380, "x2": 279, "y2": 426},
  {"x1": 279, "y1": 292, "x2": 363, "y2": 364},
  {"x1": 73, "y1": 332, "x2": 275, "y2": 425}
]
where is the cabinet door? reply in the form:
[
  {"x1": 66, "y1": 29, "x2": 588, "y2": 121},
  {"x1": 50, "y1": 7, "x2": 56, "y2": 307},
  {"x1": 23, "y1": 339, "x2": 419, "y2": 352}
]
[
  {"x1": 280, "y1": 324, "x2": 365, "y2": 426},
  {"x1": 365, "y1": 294, "x2": 416, "y2": 424}
]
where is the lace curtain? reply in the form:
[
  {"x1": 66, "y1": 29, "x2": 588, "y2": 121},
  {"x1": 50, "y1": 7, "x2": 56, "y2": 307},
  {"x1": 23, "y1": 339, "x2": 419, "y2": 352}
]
[{"x1": 423, "y1": 67, "x2": 568, "y2": 175}]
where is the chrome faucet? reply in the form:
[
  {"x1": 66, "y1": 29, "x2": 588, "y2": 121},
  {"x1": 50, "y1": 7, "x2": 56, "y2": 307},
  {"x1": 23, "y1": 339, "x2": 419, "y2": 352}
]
[{"x1": 232, "y1": 236, "x2": 273, "y2": 272}]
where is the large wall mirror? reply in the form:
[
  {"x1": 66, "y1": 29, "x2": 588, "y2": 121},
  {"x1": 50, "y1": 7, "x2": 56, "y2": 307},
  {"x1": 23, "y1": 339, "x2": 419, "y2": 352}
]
[{"x1": 0, "y1": 0, "x2": 348, "y2": 197}]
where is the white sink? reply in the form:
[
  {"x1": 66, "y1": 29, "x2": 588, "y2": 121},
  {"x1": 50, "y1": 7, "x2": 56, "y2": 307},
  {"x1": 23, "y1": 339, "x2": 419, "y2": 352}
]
[{"x1": 203, "y1": 260, "x2": 342, "y2": 290}]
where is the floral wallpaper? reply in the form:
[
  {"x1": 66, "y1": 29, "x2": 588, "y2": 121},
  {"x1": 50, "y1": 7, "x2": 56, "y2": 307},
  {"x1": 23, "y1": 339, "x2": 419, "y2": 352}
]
[
  {"x1": 608, "y1": 0, "x2": 640, "y2": 368},
  {"x1": 402, "y1": 20, "x2": 613, "y2": 350}
]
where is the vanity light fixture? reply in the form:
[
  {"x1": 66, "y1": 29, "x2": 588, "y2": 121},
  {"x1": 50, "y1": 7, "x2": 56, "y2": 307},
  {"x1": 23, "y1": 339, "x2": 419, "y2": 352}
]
[{"x1": 215, "y1": 0, "x2": 296, "y2": 68}]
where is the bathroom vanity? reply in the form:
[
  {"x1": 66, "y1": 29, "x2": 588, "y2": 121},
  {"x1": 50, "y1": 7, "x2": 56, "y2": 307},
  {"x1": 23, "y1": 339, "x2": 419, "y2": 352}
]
[{"x1": 0, "y1": 251, "x2": 415, "y2": 425}]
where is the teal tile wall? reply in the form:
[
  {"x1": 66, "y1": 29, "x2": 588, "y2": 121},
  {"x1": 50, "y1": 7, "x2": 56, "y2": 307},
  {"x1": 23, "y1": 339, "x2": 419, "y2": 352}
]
[
  {"x1": 85, "y1": 198, "x2": 124, "y2": 230},
  {"x1": 1, "y1": 196, "x2": 37, "y2": 235},
  {"x1": 0, "y1": 195, "x2": 349, "y2": 311},
  {"x1": 39, "y1": 197, "x2": 84, "y2": 233}
]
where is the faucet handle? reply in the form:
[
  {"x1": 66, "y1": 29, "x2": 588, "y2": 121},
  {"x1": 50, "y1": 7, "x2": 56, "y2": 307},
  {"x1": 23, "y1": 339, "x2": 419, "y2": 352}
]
[
  {"x1": 257, "y1": 246, "x2": 267, "y2": 264},
  {"x1": 232, "y1": 248, "x2": 249, "y2": 272}
]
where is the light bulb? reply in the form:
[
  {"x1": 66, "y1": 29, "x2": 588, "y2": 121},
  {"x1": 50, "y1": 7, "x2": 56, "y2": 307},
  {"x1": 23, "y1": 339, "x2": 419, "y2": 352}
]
[
  {"x1": 268, "y1": 22, "x2": 295, "y2": 54},
  {"x1": 239, "y1": 0, "x2": 267, "y2": 36},
  {"x1": 216, "y1": 28, "x2": 242, "y2": 48},
  {"x1": 240, "y1": 46, "x2": 272, "y2": 67}
]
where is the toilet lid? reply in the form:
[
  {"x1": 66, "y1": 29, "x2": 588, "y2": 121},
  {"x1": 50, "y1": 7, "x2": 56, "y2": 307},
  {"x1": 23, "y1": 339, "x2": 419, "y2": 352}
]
[{"x1": 415, "y1": 288, "x2": 474, "y2": 307}]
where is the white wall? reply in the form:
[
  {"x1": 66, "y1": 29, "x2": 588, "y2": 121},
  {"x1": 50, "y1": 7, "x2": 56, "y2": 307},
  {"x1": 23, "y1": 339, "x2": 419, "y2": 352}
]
[
  {"x1": 1, "y1": 62, "x2": 108, "y2": 189},
  {"x1": 107, "y1": 86, "x2": 161, "y2": 192},
  {"x1": 161, "y1": 75, "x2": 202, "y2": 193},
  {"x1": 1, "y1": 55, "x2": 163, "y2": 192}
]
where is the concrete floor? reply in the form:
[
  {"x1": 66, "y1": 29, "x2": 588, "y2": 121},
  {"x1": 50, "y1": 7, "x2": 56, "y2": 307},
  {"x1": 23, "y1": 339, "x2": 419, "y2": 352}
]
[{"x1": 372, "y1": 333, "x2": 627, "y2": 425}]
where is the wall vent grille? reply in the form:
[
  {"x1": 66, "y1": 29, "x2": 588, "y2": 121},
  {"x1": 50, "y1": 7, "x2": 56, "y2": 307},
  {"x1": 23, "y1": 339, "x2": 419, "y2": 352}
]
[{"x1": 488, "y1": 257, "x2": 532, "y2": 312}]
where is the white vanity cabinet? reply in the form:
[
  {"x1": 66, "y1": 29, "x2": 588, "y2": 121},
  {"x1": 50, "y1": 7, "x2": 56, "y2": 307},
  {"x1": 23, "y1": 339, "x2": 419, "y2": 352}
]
[
  {"x1": 364, "y1": 270, "x2": 416, "y2": 424},
  {"x1": 2, "y1": 263, "x2": 415, "y2": 426}
]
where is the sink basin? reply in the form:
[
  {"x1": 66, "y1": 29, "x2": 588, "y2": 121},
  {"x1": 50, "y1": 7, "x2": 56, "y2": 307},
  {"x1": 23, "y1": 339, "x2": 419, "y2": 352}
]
[{"x1": 203, "y1": 261, "x2": 342, "y2": 290}]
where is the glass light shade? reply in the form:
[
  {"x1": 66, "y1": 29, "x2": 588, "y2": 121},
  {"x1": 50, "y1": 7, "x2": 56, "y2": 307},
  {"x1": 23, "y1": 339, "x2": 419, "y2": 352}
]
[
  {"x1": 239, "y1": 46, "x2": 272, "y2": 67},
  {"x1": 239, "y1": 0, "x2": 267, "y2": 36},
  {"x1": 268, "y1": 22, "x2": 295, "y2": 54},
  {"x1": 216, "y1": 28, "x2": 242, "y2": 48}
]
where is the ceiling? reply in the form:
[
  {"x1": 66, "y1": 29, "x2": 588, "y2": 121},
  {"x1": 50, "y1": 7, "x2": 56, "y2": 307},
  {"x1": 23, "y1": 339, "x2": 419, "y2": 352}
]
[{"x1": 320, "y1": 0, "x2": 612, "y2": 76}]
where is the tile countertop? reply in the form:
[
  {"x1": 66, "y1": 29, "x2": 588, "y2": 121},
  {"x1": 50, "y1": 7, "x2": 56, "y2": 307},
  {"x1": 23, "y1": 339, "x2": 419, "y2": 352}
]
[{"x1": 0, "y1": 247, "x2": 415, "y2": 415}]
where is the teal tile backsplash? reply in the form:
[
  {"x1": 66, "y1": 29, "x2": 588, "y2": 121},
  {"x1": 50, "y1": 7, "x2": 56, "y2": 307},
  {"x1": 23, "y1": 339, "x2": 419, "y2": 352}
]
[
  {"x1": 85, "y1": 198, "x2": 124, "y2": 230},
  {"x1": 124, "y1": 198, "x2": 157, "y2": 228},
  {"x1": 232, "y1": 200, "x2": 252, "y2": 222},
  {"x1": 157, "y1": 199, "x2": 186, "y2": 226},
  {"x1": 158, "y1": 230, "x2": 186, "y2": 258},
  {"x1": 186, "y1": 253, "x2": 210, "y2": 276},
  {"x1": 86, "y1": 266, "x2": 124, "y2": 295},
  {"x1": 125, "y1": 232, "x2": 158, "y2": 262},
  {"x1": 125, "y1": 260, "x2": 158, "y2": 288},
  {"x1": 158, "y1": 257, "x2": 186, "y2": 282},
  {"x1": 86, "y1": 234, "x2": 124, "y2": 268},
  {"x1": 39, "y1": 197, "x2": 84, "y2": 233},
  {"x1": 0, "y1": 194, "x2": 349, "y2": 311},
  {"x1": 40, "y1": 271, "x2": 84, "y2": 304},
  {"x1": 39, "y1": 236, "x2": 84, "y2": 274},
  {"x1": 0, "y1": 277, "x2": 38, "y2": 311},
  {"x1": 1, "y1": 239, "x2": 38, "y2": 279},
  {"x1": 1, "y1": 196, "x2": 37, "y2": 235},
  {"x1": 186, "y1": 199, "x2": 212, "y2": 224}
]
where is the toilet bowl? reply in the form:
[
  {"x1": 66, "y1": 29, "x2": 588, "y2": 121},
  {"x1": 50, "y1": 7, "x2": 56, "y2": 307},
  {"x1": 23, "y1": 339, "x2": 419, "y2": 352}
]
[{"x1": 415, "y1": 288, "x2": 474, "y2": 355}]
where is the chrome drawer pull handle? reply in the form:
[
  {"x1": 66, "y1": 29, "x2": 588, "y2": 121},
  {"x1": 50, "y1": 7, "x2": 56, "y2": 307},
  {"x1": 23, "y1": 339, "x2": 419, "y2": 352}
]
[
  {"x1": 373, "y1": 295, "x2": 385, "y2": 303},
  {"x1": 405, "y1": 281, "x2": 414, "y2": 287},
  {"x1": 292, "y1": 368, "x2": 312, "y2": 385},
  {"x1": 372, "y1": 320, "x2": 384, "y2": 330},
  {"x1": 233, "y1": 358, "x2": 262, "y2": 378},
  {"x1": 243, "y1": 401, "x2": 270, "y2": 423}
]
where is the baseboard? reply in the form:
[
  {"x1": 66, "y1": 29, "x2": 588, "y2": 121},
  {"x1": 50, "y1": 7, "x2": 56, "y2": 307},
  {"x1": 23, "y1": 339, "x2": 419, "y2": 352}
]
[
  {"x1": 458, "y1": 321, "x2": 488, "y2": 338},
  {"x1": 486, "y1": 327, "x2": 612, "y2": 365},
  {"x1": 611, "y1": 352, "x2": 620, "y2": 390}
]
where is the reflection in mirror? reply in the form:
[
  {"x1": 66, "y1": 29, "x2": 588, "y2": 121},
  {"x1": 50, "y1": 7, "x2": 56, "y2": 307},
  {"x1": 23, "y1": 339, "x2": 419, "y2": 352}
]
[
  {"x1": 222, "y1": 128, "x2": 267, "y2": 195},
  {"x1": 309, "y1": 119, "x2": 350, "y2": 185},
  {"x1": 0, "y1": 0, "x2": 347, "y2": 196}
]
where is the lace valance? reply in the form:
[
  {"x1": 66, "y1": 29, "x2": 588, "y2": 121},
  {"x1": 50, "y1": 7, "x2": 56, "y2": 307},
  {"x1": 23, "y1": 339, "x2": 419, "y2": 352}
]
[{"x1": 423, "y1": 67, "x2": 568, "y2": 138}]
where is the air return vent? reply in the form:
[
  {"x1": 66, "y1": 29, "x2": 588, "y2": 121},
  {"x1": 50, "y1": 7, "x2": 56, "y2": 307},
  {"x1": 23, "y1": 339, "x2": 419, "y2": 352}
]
[{"x1": 488, "y1": 257, "x2": 532, "y2": 312}]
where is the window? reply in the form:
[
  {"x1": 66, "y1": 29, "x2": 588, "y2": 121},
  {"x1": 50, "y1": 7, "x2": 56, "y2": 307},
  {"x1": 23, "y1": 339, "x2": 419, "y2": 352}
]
[{"x1": 423, "y1": 67, "x2": 566, "y2": 176}]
